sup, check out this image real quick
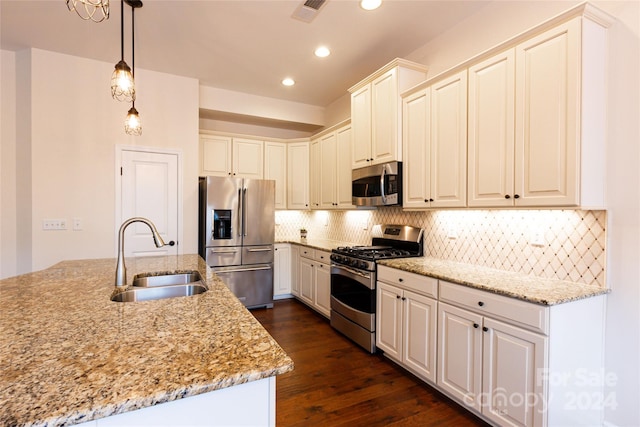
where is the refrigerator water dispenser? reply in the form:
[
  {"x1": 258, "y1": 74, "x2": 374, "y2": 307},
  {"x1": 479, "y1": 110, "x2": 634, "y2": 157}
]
[{"x1": 213, "y1": 210, "x2": 232, "y2": 239}]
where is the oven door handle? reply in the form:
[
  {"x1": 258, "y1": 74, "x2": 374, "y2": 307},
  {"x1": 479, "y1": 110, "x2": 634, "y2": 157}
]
[{"x1": 331, "y1": 263, "x2": 374, "y2": 289}]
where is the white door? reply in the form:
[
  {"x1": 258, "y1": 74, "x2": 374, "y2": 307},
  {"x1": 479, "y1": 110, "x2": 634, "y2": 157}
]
[
  {"x1": 120, "y1": 149, "x2": 179, "y2": 258},
  {"x1": 403, "y1": 290, "x2": 438, "y2": 383}
]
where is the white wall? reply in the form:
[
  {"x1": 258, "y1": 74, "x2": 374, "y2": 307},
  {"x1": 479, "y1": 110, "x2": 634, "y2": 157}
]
[
  {"x1": 403, "y1": 2, "x2": 639, "y2": 425},
  {"x1": 2, "y1": 48, "x2": 199, "y2": 274}
]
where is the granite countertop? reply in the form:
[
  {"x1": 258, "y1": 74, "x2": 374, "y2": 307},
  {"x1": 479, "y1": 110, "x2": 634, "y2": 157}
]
[
  {"x1": 277, "y1": 238, "x2": 352, "y2": 253},
  {"x1": 0, "y1": 254, "x2": 293, "y2": 427},
  {"x1": 378, "y1": 257, "x2": 609, "y2": 306}
]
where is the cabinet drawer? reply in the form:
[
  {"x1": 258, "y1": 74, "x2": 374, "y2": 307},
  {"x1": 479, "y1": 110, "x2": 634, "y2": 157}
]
[
  {"x1": 314, "y1": 250, "x2": 331, "y2": 264},
  {"x1": 439, "y1": 281, "x2": 549, "y2": 334},
  {"x1": 378, "y1": 265, "x2": 438, "y2": 299},
  {"x1": 300, "y1": 247, "x2": 315, "y2": 260}
]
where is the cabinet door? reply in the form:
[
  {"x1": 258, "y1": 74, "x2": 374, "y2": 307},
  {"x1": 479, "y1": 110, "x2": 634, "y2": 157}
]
[
  {"x1": 482, "y1": 317, "x2": 547, "y2": 427},
  {"x1": 437, "y1": 302, "x2": 483, "y2": 411},
  {"x1": 376, "y1": 282, "x2": 403, "y2": 362},
  {"x1": 232, "y1": 138, "x2": 264, "y2": 179},
  {"x1": 273, "y1": 244, "x2": 291, "y2": 298},
  {"x1": 290, "y1": 245, "x2": 300, "y2": 297},
  {"x1": 287, "y1": 142, "x2": 310, "y2": 209},
  {"x1": 200, "y1": 135, "x2": 232, "y2": 177},
  {"x1": 309, "y1": 139, "x2": 321, "y2": 209},
  {"x1": 335, "y1": 125, "x2": 354, "y2": 208},
  {"x1": 430, "y1": 71, "x2": 468, "y2": 208},
  {"x1": 351, "y1": 84, "x2": 372, "y2": 169},
  {"x1": 319, "y1": 133, "x2": 337, "y2": 209},
  {"x1": 468, "y1": 50, "x2": 516, "y2": 207},
  {"x1": 314, "y1": 262, "x2": 331, "y2": 318},
  {"x1": 514, "y1": 19, "x2": 579, "y2": 206},
  {"x1": 402, "y1": 88, "x2": 431, "y2": 209},
  {"x1": 371, "y1": 68, "x2": 399, "y2": 165},
  {"x1": 298, "y1": 257, "x2": 314, "y2": 306},
  {"x1": 264, "y1": 142, "x2": 287, "y2": 209},
  {"x1": 403, "y1": 290, "x2": 437, "y2": 383}
]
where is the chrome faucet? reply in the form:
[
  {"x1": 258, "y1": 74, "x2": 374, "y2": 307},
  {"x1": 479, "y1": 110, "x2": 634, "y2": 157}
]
[{"x1": 115, "y1": 217, "x2": 175, "y2": 287}]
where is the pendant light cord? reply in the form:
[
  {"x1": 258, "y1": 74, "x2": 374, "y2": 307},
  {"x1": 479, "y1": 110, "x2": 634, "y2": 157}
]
[
  {"x1": 131, "y1": 3, "x2": 135, "y2": 107},
  {"x1": 120, "y1": 0, "x2": 124, "y2": 62}
]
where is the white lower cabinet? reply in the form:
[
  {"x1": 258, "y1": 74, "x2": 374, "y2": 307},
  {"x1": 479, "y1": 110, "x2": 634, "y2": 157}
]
[
  {"x1": 273, "y1": 244, "x2": 291, "y2": 299},
  {"x1": 377, "y1": 266, "x2": 438, "y2": 383},
  {"x1": 377, "y1": 267, "x2": 606, "y2": 427},
  {"x1": 290, "y1": 244, "x2": 300, "y2": 297},
  {"x1": 297, "y1": 248, "x2": 331, "y2": 318}
]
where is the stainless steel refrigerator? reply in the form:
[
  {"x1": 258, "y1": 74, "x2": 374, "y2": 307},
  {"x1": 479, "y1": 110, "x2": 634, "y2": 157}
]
[{"x1": 198, "y1": 176, "x2": 275, "y2": 309}]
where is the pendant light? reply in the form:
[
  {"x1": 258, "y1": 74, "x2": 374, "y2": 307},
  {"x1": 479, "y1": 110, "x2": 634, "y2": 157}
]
[
  {"x1": 110, "y1": 0, "x2": 135, "y2": 103},
  {"x1": 66, "y1": 0, "x2": 110, "y2": 22},
  {"x1": 124, "y1": 1, "x2": 142, "y2": 136}
]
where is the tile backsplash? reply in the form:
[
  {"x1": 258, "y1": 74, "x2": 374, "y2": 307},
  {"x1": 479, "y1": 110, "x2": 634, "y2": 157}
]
[{"x1": 275, "y1": 208, "x2": 606, "y2": 288}]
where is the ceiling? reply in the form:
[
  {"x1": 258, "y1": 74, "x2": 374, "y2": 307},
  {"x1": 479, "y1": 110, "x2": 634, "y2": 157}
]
[{"x1": 1, "y1": 0, "x2": 489, "y2": 109}]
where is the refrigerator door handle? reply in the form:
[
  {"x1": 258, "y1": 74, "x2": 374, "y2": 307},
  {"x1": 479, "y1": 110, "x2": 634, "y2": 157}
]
[
  {"x1": 237, "y1": 188, "x2": 243, "y2": 237},
  {"x1": 242, "y1": 187, "x2": 248, "y2": 237},
  {"x1": 215, "y1": 265, "x2": 272, "y2": 274}
]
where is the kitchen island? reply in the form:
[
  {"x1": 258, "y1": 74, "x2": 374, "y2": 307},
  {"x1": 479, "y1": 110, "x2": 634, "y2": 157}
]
[{"x1": 0, "y1": 254, "x2": 293, "y2": 426}]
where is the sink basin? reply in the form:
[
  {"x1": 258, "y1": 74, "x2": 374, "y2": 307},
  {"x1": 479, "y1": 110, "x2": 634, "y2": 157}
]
[
  {"x1": 132, "y1": 271, "x2": 202, "y2": 287},
  {"x1": 111, "y1": 283, "x2": 207, "y2": 303}
]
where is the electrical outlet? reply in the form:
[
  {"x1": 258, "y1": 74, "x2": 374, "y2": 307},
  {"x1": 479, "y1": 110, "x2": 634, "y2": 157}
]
[
  {"x1": 73, "y1": 218, "x2": 83, "y2": 231},
  {"x1": 42, "y1": 219, "x2": 67, "y2": 230},
  {"x1": 447, "y1": 224, "x2": 458, "y2": 239},
  {"x1": 530, "y1": 228, "x2": 546, "y2": 247}
]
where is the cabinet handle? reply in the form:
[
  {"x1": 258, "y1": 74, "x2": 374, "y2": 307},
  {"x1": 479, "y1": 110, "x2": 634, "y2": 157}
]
[
  {"x1": 478, "y1": 301, "x2": 485, "y2": 307},
  {"x1": 398, "y1": 278, "x2": 403, "y2": 282},
  {"x1": 504, "y1": 195, "x2": 511, "y2": 199},
  {"x1": 482, "y1": 326, "x2": 489, "y2": 332},
  {"x1": 514, "y1": 194, "x2": 520, "y2": 199},
  {"x1": 402, "y1": 297, "x2": 406, "y2": 301},
  {"x1": 429, "y1": 198, "x2": 434, "y2": 202},
  {"x1": 396, "y1": 295, "x2": 401, "y2": 299},
  {"x1": 473, "y1": 323, "x2": 479, "y2": 328}
]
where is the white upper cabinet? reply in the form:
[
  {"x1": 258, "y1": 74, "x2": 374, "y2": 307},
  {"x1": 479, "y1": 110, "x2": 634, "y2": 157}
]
[
  {"x1": 468, "y1": 50, "x2": 516, "y2": 207},
  {"x1": 200, "y1": 134, "x2": 232, "y2": 177},
  {"x1": 232, "y1": 138, "x2": 264, "y2": 179},
  {"x1": 200, "y1": 134, "x2": 263, "y2": 179},
  {"x1": 349, "y1": 59, "x2": 428, "y2": 170},
  {"x1": 468, "y1": 14, "x2": 608, "y2": 208},
  {"x1": 319, "y1": 133, "x2": 337, "y2": 209},
  {"x1": 287, "y1": 141, "x2": 310, "y2": 210},
  {"x1": 335, "y1": 125, "x2": 354, "y2": 208},
  {"x1": 430, "y1": 71, "x2": 468, "y2": 208},
  {"x1": 264, "y1": 141, "x2": 287, "y2": 209},
  {"x1": 309, "y1": 139, "x2": 321, "y2": 209},
  {"x1": 402, "y1": 70, "x2": 467, "y2": 209}
]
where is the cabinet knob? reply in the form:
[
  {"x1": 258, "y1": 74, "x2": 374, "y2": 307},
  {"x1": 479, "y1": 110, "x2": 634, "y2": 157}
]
[
  {"x1": 424, "y1": 199, "x2": 428, "y2": 203},
  {"x1": 482, "y1": 326, "x2": 489, "y2": 332},
  {"x1": 398, "y1": 278, "x2": 403, "y2": 282},
  {"x1": 396, "y1": 295, "x2": 401, "y2": 299},
  {"x1": 478, "y1": 301, "x2": 485, "y2": 307},
  {"x1": 473, "y1": 323, "x2": 479, "y2": 329},
  {"x1": 430, "y1": 198, "x2": 434, "y2": 202},
  {"x1": 514, "y1": 194, "x2": 520, "y2": 199},
  {"x1": 402, "y1": 297, "x2": 406, "y2": 301},
  {"x1": 504, "y1": 194, "x2": 511, "y2": 199}
]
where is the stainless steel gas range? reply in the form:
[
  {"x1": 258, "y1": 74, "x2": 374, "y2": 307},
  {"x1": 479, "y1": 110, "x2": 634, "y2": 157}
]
[{"x1": 329, "y1": 224, "x2": 424, "y2": 353}]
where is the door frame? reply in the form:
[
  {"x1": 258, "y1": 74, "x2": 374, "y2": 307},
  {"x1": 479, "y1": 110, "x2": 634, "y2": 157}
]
[{"x1": 115, "y1": 145, "x2": 184, "y2": 257}]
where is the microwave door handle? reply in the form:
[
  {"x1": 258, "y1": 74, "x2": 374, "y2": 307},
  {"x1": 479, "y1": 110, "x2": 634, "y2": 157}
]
[{"x1": 380, "y1": 165, "x2": 387, "y2": 204}]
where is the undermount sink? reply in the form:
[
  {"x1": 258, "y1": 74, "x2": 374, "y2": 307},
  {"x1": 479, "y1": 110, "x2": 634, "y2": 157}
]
[
  {"x1": 111, "y1": 283, "x2": 207, "y2": 303},
  {"x1": 132, "y1": 271, "x2": 202, "y2": 287}
]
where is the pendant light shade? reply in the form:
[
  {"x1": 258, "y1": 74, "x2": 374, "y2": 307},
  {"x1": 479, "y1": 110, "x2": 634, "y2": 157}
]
[
  {"x1": 111, "y1": 60, "x2": 135, "y2": 102},
  {"x1": 125, "y1": 106, "x2": 142, "y2": 136},
  {"x1": 111, "y1": 0, "x2": 135, "y2": 102},
  {"x1": 66, "y1": 0, "x2": 110, "y2": 22}
]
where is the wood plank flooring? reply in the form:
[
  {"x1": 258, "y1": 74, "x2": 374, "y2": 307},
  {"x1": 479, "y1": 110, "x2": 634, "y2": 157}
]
[{"x1": 252, "y1": 299, "x2": 489, "y2": 427}]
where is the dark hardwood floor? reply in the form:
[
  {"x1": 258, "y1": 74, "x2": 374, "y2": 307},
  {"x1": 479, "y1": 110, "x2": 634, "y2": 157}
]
[{"x1": 252, "y1": 299, "x2": 489, "y2": 427}]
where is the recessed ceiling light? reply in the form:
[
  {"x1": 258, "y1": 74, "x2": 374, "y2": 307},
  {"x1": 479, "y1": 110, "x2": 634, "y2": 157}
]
[
  {"x1": 282, "y1": 78, "x2": 295, "y2": 86},
  {"x1": 361, "y1": 0, "x2": 382, "y2": 10},
  {"x1": 315, "y1": 46, "x2": 331, "y2": 58},
  {"x1": 360, "y1": 0, "x2": 381, "y2": 11}
]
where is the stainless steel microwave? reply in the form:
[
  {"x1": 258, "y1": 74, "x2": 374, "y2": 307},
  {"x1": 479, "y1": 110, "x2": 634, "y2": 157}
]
[{"x1": 352, "y1": 161, "x2": 403, "y2": 207}]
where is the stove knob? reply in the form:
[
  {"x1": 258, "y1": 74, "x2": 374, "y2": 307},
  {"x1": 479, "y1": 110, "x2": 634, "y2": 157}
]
[
  {"x1": 330, "y1": 254, "x2": 337, "y2": 262},
  {"x1": 350, "y1": 259, "x2": 359, "y2": 267},
  {"x1": 360, "y1": 261, "x2": 369, "y2": 269}
]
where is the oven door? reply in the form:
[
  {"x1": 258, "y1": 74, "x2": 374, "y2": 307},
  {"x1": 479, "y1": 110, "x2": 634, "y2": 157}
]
[{"x1": 330, "y1": 263, "x2": 375, "y2": 331}]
